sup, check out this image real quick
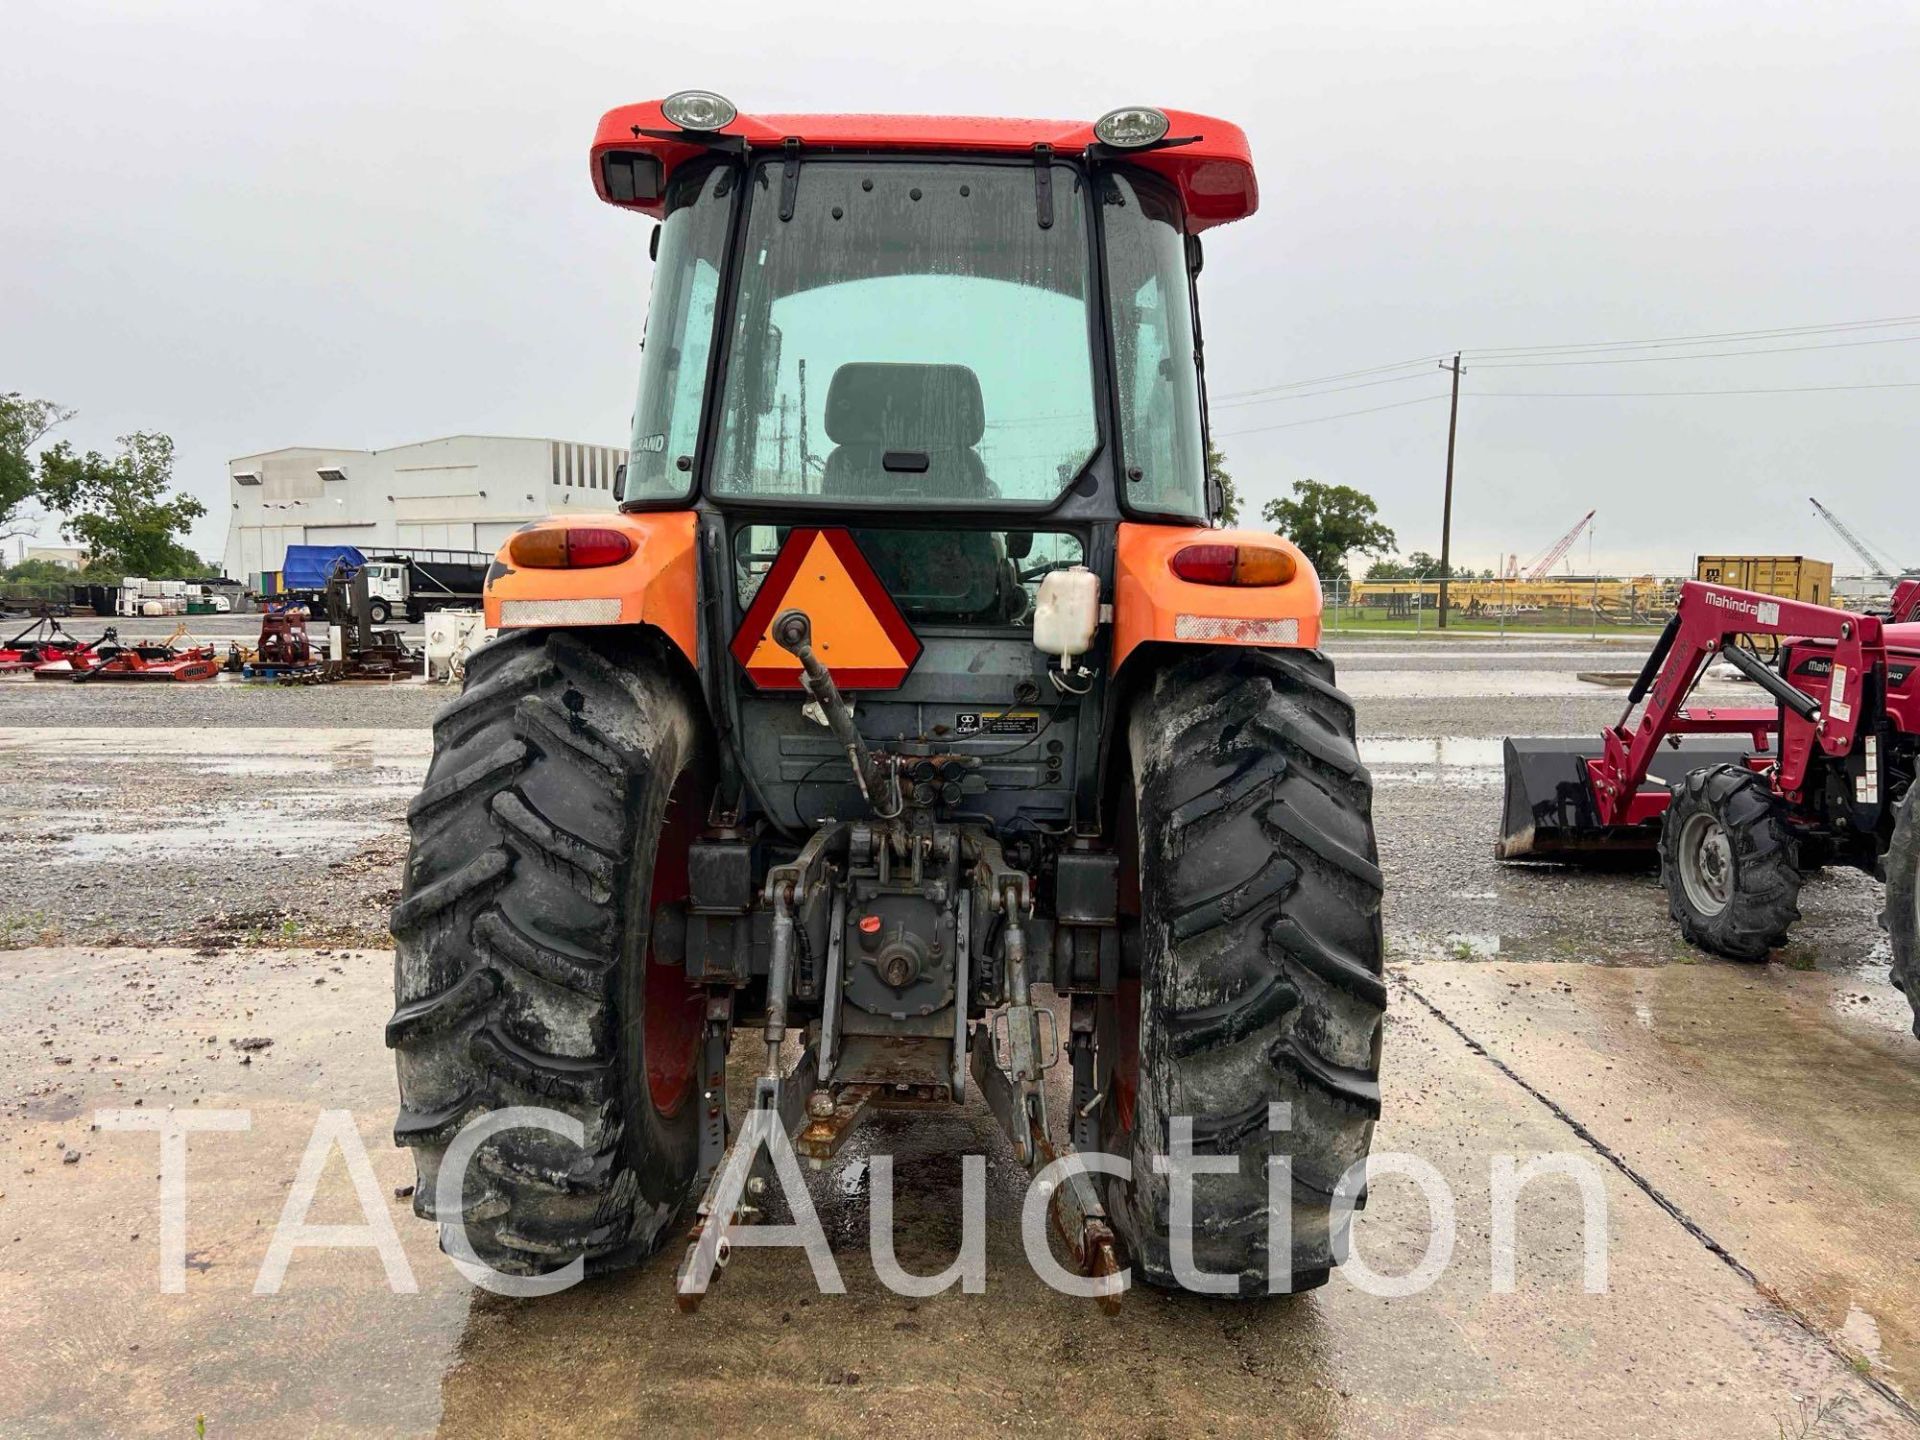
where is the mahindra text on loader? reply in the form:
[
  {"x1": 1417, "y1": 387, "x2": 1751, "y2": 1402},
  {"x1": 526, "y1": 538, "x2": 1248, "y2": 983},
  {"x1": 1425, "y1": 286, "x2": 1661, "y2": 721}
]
[{"x1": 388, "y1": 93, "x2": 1385, "y2": 1303}]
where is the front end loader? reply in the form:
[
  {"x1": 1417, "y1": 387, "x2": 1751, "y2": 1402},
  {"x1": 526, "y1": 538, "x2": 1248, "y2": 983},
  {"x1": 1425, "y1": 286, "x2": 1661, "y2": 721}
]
[
  {"x1": 1499, "y1": 577, "x2": 1920, "y2": 1033},
  {"x1": 388, "y1": 95, "x2": 1386, "y2": 1301}
]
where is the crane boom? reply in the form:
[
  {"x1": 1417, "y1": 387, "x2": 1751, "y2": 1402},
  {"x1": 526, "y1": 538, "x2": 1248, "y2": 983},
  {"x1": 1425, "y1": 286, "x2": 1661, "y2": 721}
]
[
  {"x1": 1525, "y1": 509, "x2": 1596, "y2": 581},
  {"x1": 1808, "y1": 496, "x2": 1903, "y2": 579}
]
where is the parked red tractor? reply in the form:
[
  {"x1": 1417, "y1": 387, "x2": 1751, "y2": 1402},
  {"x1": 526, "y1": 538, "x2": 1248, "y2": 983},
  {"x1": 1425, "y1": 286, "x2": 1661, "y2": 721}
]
[{"x1": 1500, "y1": 578, "x2": 1919, "y2": 1034}]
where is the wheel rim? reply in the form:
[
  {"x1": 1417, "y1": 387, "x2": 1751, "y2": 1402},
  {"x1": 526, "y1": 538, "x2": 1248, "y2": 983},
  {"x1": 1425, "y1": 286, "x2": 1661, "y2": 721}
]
[
  {"x1": 1678, "y1": 811, "x2": 1735, "y2": 917},
  {"x1": 642, "y1": 770, "x2": 704, "y2": 1117}
]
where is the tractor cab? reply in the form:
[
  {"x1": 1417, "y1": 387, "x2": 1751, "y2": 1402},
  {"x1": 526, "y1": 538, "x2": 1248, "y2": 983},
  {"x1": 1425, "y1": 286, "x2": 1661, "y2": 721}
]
[{"x1": 604, "y1": 102, "x2": 1255, "y2": 534}]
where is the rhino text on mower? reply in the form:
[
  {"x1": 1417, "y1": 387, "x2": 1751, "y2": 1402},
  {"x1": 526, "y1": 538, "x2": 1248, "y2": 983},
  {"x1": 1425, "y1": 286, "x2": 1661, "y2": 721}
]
[{"x1": 388, "y1": 94, "x2": 1385, "y2": 1305}]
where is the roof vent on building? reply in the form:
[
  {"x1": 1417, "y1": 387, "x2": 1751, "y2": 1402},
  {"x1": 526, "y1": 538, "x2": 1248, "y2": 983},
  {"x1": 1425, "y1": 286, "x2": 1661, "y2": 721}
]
[
  {"x1": 233, "y1": 471, "x2": 262, "y2": 486},
  {"x1": 317, "y1": 466, "x2": 348, "y2": 483}
]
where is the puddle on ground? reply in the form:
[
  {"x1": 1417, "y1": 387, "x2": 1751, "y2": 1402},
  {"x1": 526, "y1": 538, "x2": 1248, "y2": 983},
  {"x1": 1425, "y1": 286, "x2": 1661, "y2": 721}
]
[
  {"x1": 1363, "y1": 736, "x2": 1506, "y2": 787},
  {"x1": 56, "y1": 817, "x2": 387, "y2": 864},
  {"x1": 0, "y1": 728, "x2": 434, "y2": 762},
  {"x1": 1402, "y1": 930, "x2": 1505, "y2": 960},
  {"x1": 197, "y1": 756, "x2": 336, "y2": 777}
]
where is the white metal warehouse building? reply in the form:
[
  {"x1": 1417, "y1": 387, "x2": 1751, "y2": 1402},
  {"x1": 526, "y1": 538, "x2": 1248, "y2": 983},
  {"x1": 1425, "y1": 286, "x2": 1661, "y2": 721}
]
[{"x1": 223, "y1": 434, "x2": 623, "y2": 583}]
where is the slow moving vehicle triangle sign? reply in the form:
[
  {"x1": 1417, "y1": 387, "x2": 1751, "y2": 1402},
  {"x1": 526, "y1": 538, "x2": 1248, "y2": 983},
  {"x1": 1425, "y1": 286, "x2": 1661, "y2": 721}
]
[{"x1": 731, "y1": 527, "x2": 922, "y2": 690}]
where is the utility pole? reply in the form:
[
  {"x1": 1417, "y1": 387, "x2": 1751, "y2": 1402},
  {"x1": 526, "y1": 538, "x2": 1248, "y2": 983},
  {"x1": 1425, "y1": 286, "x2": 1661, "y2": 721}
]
[{"x1": 1436, "y1": 353, "x2": 1464, "y2": 630}]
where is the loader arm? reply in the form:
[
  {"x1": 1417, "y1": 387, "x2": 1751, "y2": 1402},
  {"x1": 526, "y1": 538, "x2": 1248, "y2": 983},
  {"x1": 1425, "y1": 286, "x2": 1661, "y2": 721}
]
[
  {"x1": 1892, "y1": 577, "x2": 1920, "y2": 625},
  {"x1": 1590, "y1": 580, "x2": 1886, "y2": 827}
]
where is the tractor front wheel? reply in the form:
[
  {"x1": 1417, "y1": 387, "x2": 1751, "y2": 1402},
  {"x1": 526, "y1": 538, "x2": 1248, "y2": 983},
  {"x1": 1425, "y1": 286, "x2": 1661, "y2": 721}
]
[
  {"x1": 1107, "y1": 647, "x2": 1385, "y2": 1296},
  {"x1": 1886, "y1": 786, "x2": 1918, "y2": 1038},
  {"x1": 1659, "y1": 764, "x2": 1802, "y2": 962},
  {"x1": 388, "y1": 627, "x2": 709, "y2": 1275}
]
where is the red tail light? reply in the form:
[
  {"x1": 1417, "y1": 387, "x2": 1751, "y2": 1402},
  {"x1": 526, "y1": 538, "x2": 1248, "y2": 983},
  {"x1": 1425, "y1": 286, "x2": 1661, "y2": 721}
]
[
  {"x1": 1170, "y1": 543, "x2": 1297, "y2": 587},
  {"x1": 508, "y1": 526, "x2": 635, "y2": 569}
]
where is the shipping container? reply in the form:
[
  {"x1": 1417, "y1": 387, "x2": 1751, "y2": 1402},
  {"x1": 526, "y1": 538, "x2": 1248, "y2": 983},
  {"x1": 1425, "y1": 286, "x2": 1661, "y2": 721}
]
[{"x1": 1694, "y1": 555, "x2": 1834, "y2": 606}]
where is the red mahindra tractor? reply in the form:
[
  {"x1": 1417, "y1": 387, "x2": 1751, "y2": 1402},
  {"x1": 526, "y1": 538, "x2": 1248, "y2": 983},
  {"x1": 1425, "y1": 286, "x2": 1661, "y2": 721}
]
[{"x1": 1500, "y1": 577, "x2": 1920, "y2": 1034}]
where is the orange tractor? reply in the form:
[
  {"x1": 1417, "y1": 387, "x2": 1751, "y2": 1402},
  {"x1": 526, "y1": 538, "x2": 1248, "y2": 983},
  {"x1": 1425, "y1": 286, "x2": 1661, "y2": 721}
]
[{"x1": 389, "y1": 96, "x2": 1383, "y2": 1299}]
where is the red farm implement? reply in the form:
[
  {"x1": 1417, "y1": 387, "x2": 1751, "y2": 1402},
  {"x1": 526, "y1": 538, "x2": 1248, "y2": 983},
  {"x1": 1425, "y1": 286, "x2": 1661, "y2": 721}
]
[
  {"x1": 68, "y1": 624, "x2": 221, "y2": 683},
  {"x1": 1500, "y1": 578, "x2": 1919, "y2": 1034},
  {"x1": 0, "y1": 613, "x2": 98, "y2": 679}
]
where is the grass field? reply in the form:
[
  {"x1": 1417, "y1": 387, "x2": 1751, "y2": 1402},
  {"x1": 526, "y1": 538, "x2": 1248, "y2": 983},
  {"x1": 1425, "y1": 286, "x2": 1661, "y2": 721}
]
[{"x1": 1322, "y1": 609, "x2": 1667, "y2": 638}]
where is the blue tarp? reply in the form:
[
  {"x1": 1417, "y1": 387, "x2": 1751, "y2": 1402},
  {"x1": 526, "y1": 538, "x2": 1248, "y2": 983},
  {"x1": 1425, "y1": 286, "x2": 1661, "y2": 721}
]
[{"x1": 280, "y1": 545, "x2": 365, "y2": 590}]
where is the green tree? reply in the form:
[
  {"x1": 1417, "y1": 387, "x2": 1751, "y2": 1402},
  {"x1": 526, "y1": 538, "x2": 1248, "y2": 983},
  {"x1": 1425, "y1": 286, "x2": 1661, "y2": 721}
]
[
  {"x1": 1, "y1": 392, "x2": 74, "y2": 541},
  {"x1": 1207, "y1": 444, "x2": 1239, "y2": 527},
  {"x1": 1364, "y1": 556, "x2": 1411, "y2": 580},
  {"x1": 1261, "y1": 479, "x2": 1397, "y2": 582},
  {"x1": 2, "y1": 557, "x2": 83, "y2": 585},
  {"x1": 1404, "y1": 550, "x2": 1451, "y2": 578},
  {"x1": 36, "y1": 431, "x2": 208, "y2": 577}
]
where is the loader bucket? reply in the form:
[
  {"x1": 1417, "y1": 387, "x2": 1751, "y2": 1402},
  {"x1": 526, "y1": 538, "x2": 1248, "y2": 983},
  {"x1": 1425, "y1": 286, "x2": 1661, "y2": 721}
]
[{"x1": 1496, "y1": 736, "x2": 1758, "y2": 862}]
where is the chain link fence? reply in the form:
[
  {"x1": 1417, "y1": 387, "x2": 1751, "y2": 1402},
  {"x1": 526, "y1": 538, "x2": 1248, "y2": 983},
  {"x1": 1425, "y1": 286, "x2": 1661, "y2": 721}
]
[{"x1": 1321, "y1": 573, "x2": 1698, "y2": 639}]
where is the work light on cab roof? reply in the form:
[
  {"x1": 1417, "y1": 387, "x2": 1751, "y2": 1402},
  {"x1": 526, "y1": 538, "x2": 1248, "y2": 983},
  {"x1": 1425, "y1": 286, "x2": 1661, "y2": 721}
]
[
  {"x1": 1093, "y1": 106, "x2": 1170, "y2": 148},
  {"x1": 660, "y1": 89, "x2": 737, "y2": 132}
]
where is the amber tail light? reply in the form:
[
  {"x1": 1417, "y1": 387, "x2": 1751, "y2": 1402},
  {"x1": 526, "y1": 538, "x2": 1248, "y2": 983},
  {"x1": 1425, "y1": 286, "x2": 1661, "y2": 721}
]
[
  {"x1": 1169, "y1": 543, "x2": 1297, "y2": 587},
  {"x1": 507, "y1": 527, "x2": 635, "y2": 569}
]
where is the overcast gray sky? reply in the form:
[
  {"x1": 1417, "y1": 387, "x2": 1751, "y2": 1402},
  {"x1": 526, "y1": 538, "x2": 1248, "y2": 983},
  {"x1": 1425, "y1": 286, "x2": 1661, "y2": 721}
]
[{"x1": 3, "y1": 0, "x2": 1916, "y2": 574}]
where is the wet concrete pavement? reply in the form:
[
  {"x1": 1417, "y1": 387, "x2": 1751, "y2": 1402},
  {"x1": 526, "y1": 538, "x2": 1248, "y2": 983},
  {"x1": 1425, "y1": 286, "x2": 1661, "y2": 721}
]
[
  {"x1": 4, "y1": 941, "x2": 1914, "y2": 1438},
  {"x1": 4, "y1": 632, "x2": 1919, "y2": 1435}
]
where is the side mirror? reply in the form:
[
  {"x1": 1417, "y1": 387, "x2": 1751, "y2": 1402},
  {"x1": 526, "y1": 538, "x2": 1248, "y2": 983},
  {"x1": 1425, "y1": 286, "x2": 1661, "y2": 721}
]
[
  {"x1": 1186, "y1": 234, "x2": 1204, "y2": 276},
  {"x1": 649, "y1": 225, "x2": 661, "y2": 262},
  {"x1": 1004, "y1": 530, "x2": 1035, "y2": 561},
  {"x1": 1205, "y1": 475, "x2": 1226, "y2": 524},
  {"x1": 613, "y1": 460, "x2": 627, "y2": 502}
]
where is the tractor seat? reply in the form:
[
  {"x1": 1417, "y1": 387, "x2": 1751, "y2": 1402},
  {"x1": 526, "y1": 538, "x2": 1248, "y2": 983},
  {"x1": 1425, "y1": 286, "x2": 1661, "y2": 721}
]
[
  {"x1": 820, "y1": 362, "x2": 997, "y2": 501},
  {"x1": 820, "y1": 362, "x2": 1017, "y2": 621}
]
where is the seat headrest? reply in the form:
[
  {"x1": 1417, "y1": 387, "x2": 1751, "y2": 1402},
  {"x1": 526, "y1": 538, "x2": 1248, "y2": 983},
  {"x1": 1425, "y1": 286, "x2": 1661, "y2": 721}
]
[{"x1": 823, "y1": 363, "x2": 985, "y2": 448}]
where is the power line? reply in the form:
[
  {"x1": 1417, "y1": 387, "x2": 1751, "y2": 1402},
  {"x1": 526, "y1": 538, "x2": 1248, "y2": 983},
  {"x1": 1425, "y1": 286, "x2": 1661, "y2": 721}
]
[
  {"x1": 1471, "y1": 379, "x2": 1920, "y2": 397},
  {"x1": 1210, "y1": 353, "x2": 1449, "y2": 400},
  {"x1": 1210, "y1": 370, "x2": 1439, "y2": 409},
  {"x1": 1467, "y1": 312, "x2": 1920, "y2": 358},
  {"x1": 1210, "y1": 313, "x2": 1920, "y2": 401},
  {"x1": 1473, "y1": 332, "x2": 1920, "y2": 369},
  {"x1": 1213, "y1": 392, "x2": 1450, "y2": 437}
]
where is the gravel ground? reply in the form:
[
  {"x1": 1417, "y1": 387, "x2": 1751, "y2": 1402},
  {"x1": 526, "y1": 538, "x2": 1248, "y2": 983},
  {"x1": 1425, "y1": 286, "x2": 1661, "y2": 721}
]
[
  {"x1": 0, "y1": 675, "x2": 448, "y2": 729},
  {"x1": 0, "y1": 635, "x2": 1896, "y2": 988},
  {"x1": 0, "y1": 728, "x2": 424, "y2": 948}
]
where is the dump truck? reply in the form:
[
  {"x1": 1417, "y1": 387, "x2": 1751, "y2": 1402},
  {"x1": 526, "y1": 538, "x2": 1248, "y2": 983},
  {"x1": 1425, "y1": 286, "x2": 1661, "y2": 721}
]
[
  {"x1": 1500, "y1": 576, "x2": 1919, "y2": 1034},
  {"x1": 359, "y1": 549, "x2": 490, "y2": 625},
  {"x1": 389, "y1": 95, "x2": 1385, "y2": 1301},
  {"x1": 272, "y1": 545, "x2": 488, "y2": 623}
]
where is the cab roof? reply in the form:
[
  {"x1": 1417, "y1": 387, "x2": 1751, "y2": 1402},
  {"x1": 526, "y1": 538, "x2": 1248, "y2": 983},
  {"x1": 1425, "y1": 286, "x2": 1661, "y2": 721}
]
[{"x1": 590, "y1": 102, "x2": 1257, "y2": 232}]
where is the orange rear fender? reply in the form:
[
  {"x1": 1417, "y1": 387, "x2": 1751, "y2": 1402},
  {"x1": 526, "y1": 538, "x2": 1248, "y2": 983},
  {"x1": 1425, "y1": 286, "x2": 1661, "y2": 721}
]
[
  {"x1": 484, "y1": 511, "x2": 699, "y2": 666},
  {"x1": 1111, "y1": 523, "x2": 1321, "y2": 670}
]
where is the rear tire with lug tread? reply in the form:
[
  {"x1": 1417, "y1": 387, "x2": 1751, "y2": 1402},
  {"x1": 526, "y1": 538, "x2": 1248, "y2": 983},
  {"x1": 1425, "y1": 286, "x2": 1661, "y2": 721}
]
[
  {"x1": 1658, "y1": 763, "x2": 1802, "y2": 962},
  {"x1": 1885, "y1": 785, "x2": 1918, "y2": 1039},
  {"x1": 388, "y1": 626, "x2": 708, "y2": 1275},
  {"x1": 1107, "y1": 646, "x2": 1385, "y2": 1297}
]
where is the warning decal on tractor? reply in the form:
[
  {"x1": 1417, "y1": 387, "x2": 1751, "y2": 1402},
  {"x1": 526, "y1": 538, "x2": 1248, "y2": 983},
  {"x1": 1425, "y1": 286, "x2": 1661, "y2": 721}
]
[
  {"x1": 954, "y1": 711, "x2": 1040, "y2": 738},
  {"x1": 730, "y1": 527, "x2": 921, "y2": 690}
]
